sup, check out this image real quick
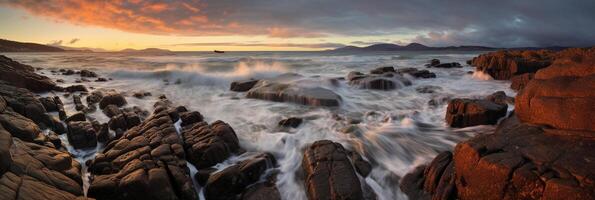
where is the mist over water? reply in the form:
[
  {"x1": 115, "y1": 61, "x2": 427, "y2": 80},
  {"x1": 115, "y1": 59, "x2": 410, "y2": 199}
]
[{"x1": 5, "y1": 51, "x2": 514, "y2": 200}]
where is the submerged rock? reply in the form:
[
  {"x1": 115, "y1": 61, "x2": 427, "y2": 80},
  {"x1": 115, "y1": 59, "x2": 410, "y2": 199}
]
[
  {"x1": 80, "y1": 69, "x2": 97, "y2": 77},
  {"x1": 302, "y1": 140, "x2": 364, "y2": 200},
  {"x1": 429, "y1": 62, "x2": 462, "y2": 68},
  {"x1": 278, "y1": 117, "x2": 303, "y2": 128},
  {"x1": 347, "y1": 69, "x2": 412, "y2": 90},
  {"x1": 246, "y1": 73, "x2": 342, "y2": 107},
  {"x1": 204, "y1": 153, "x2": 277, "y2": 200}
]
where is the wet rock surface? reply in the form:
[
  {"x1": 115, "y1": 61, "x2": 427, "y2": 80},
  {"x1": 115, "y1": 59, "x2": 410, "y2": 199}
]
[
  {"x1": 230, "y1": 79, "x2": 260, "y2": 92},
  {"x1": 66, "y1": 121, "x2": 97, "y2": 149},
  {"x1": 510, "y1": 73, "x2": 534, "y2": 91},
  {"x1": 0, "y1": 55, "x2": 57, "y2": 92},
  {"x1": 302, "y1": 140, "x2": 364, "y2": 200},
  {"x1": 429, "y1": 62, "x2": 462, "y2": 68},
  {"x1": 347, "y1": 67, "x2": 412, "y2": 90},
  {"x1": 278, "y1": 117, "x2": 303, "y2": 128},
  {"x1": 181, "y1": 120, "x2": 241, "y2": 169},
  {"x1": 445, "y1": 98, "x2": 508, "y2": 128},
  {"x1": 246, "y1": 73, "x2": 342, "y2": 106},
  {"x1": 204, "y1": 153, "x2": 277, "y2": 200},
  {"x1": 0, "y1": 125, "x2": 85, "y2": 200},
  {"x1": 470, "y1": 50, "x2": 553, "y2": 80},
  {"x1": 98, "y1": 91, "x2": 127, "y2": 109},
  {"x1": 86, "y1": 103, "x2": 198, "y2": 200}
]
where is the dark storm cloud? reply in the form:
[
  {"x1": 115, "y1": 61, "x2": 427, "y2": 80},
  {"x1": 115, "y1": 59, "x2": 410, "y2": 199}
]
[{"x1": 3, "y1": 0, "x2": 595, "y2": 47}]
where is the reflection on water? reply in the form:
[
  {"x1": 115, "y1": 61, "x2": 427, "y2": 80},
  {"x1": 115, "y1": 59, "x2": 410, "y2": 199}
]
[{"x1": 6, "y1": 51, "x2": 513, "y2": 200}]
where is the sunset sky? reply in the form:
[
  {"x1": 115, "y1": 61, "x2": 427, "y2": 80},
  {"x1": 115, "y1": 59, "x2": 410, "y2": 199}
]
[{"x1": 1, "y1": 0, "x2": 594, "y2": 51}]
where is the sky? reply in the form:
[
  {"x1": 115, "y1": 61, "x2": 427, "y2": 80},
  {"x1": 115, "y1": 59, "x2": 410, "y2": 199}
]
[{"x1": 1, "y1": 0, "x2": 594, "y2": 51}]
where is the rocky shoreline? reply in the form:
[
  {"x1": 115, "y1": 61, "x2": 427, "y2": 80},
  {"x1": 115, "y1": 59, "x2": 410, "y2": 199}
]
[
  {"x1": 401, "y1": 47, "x2": 595, "y2": 200},
  {"x1": 0, "y1": 47, "x2": 593, "y2": 200}
]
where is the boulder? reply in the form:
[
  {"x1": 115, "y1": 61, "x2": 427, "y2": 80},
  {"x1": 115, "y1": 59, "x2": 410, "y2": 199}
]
[
  {"x1": 72, "y1": 94, "x2": 86, "y2": 111},
  {"x1": 86, "y1": 91, "x2": 104, "y2": 105},
  {"x1": 63, "y1": 85, "x2": 87, "y2": 93},
  {"x1": 98, "y1": 91, "x2": 127, "y2": 109},
  {"x1": 516, "y1": 75, "x2": 595, "y2": 132},
  {"x1": 0, "y1": 55, "x2": 57, "y2": 92},
  {"x1": 427, "y1": 59, "x2": 441, "y2": 67},
  {"x1": 485, "y1": 91, "x2": 514, "y2": 105},
  {"x1": 64, "y1": 112, "x2": 86, "y2": 123},
  {"x1": 398, "y1": 67, "x2": 436, "y2": 78},
  {"x1": 302, "y1": 140, "x2": 364, "y2": 200},
  {"x1": 230, "y1": 79, "x2": 260, "y2": 92},
  {"x1": 445, "y1": 98, "x2": 508, "y2": 128},
  {"x1": 108, "y1": 111, "x2": 141, "y2": 132},
  {"x1": 181, "y1": 120, "x2": 240, "y2": 168},
  {"x1": 204, "y1": 153, "x2": 276, "y2": 200},
  {"x1": 246, "y1": 73, "x2": 342, "y2": 107},
  {"x1": 400, "y1": 152, "x2": 456, "y2": 200},
  {"x1": 347, "y1": 71, "x2": 411, "y2": 90},
  {"x1": 102, "y1": 104, "x2": 122, "y2": 118},
  {"x1": 430, "y1": 62, "x2": 462, "y2": 68},
  {"x1": 0, "y1": 82, "x2": 56, "y2": 129},
  {"x1": 0, "y1": 110, "x2": 44, "y2": 143},
  {"x1": 80, "y1": 69, "x2": 97, "y2": 77},
  {"x1": 240, "y1": 181, "x2": 282, "y2": 200},
  {"x1": 470, "y1": 50, "x2": 553, "y2": 80},
  {"x1": 510, "y1": 73, "x2": 534, "y2": 91},
  {"x1": 86, "y1": 104, "x2": 198, "y2": 200},
  {"x1": 38, "y1": 96, "x2": 63, "y2": 112},
  {"x1": 534, "y1": 47, "x2": 595, "y2": 79},
  {"x1": 62, "y1": 69, "x2": 75, "y2": 75},
  {"x1": 132, "y1": 91, "x2": 152, "y2": 99},
  {"x1": 370, "y1": 66, "x2": 395, "y2": 74},
  {"x1": 179, "y1": 111, "x2": 204, "y2": 127},
  {"x1": 66, "y1": 121, "x2": 97, "y2": 149},
  {"x1": 278, "y1": 117, "x2": 303, "y2": 128}
]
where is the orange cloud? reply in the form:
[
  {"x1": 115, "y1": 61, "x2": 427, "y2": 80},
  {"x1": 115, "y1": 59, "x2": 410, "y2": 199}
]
[{"x1": 0, "y1": 0, "x2": 271, "y2": 36}]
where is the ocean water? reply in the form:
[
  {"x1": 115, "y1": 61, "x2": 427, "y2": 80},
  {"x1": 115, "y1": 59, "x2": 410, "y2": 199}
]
[{"x1": 4, "y1": 51, "x2": 514, "y2": 200}]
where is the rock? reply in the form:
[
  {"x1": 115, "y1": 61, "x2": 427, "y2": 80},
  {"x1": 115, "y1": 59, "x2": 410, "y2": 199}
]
[
  {"x1": 347, "y1": 71, "x2": 366, "y2": 81},
  {"x1": 400, "y1": 165, "x2": 430, "y2": 200},
  {"x1": 230, "y1": 79, "x2": 260, "y2": 92},
  {"x1": 108, "y1": 111, "x2": 141, "y2": 132},
  {"x1": 516, "y1": 75, "x2": 595, "y2": 132},
  {"x1": 510, "y1": 73, "x2": 534, "y2": 91},
  {"x1": 0, "y1": 126, "x2": 86, "y2": 199},
  {"x1": 80, "y1": 69, "x2": 97, "y2": 77},
  {"x1": 62, "y1": 69, "x2": 75, "y2": 75},
  {"x1": 95, "y1": 77, "x2": 107, "y2": 82},
  {"x1": 98, "y1": 91, "x2": 127, "y2": 109},
  {"x1": 370, "y1": 66, "x2": 395, "y2": 74},
  {"x1": 485, "y1": 91, "x2": 514, "y2": 105},
  {"x1": 96, "y1": 123, "x2": 110, "y2": 143},
  {"x1": 0, "y1": 110, "x2": 44, "y2": 142},
  {"x1": 86, "y1": 91, "x2": 104, "y2": 105},
  {"x1": 534, "y1": 47, "x2": 595, "y2": 79},
  {"x1": 38, "y1": 96, "x2": 62, "y2": 112},
  {"x1": 72, "y1": 94, "x2": 86, "y2": 111},
  {"x1": 430, "y1": 62, "x2": 462, "y2": 68},
  {"x1": 278, "y1": 117, "x2": 303, "y2": 128},
  {"x1": 65, "y1": 112, "x2": 86, "y2": 123},
  {"x1": 416, "y1": 85, "x2": 442, "y2": 94},
  {"x1": 349, "y1": 151, "x2": 372, "y2": 177},
  {"x1": 428, "y1": 59, "x2": 441, "y2": 67},
  {"x1": 398, "y1": 68, "x2": 436, "y2": 78},
  {"x1": 0, "y1": 82, "x2": 56, "y2": 129},
  {"x1": 195, "y1": 168, "x2": 217, "y2": 186},
  {"x1": 102, "y1": 104, "x2": 122, "y2": 118},
  {"x1": 179, "y1": 111, "x2": 204, "y2": 127},
  {"x1": 302, "y1": 140, "x2": 364, "y2": 200},
  {"x1": 445, "y1": 98, "x2": 508, "y2": 128},
  {"x1": 66, "y1": 121, "x2": 97, "y2": 149},
  {"x1": 246, "y1": 73, "x2": 342, "y2": 107},
  {"x1": 400, "y1": 151, "x2": 456, "y2": 200},
  {"x1": 132, "y1": 91, "x2": 152, "y2": 99},
  {"x1": 0, "y1": 55, "x2": 57, "y2": 92},
  {"x1": 240, "y1": 181, "x2": 282, "y2": 200},
  {"x1": 204, "y1": 153, "x2": 276, "y2": 200},
  {"x1": 181, "y1": 120, "x2": 240, "y2": 168},
  {"x1": 470, "y1": 50, "x2": 553, "y2": 80},
  {"x1": 63, "y1": 85, "x2": 87, "y2": 93},
  {"x1": 47, "y1": 130, "x2": 64, "y2": 149},
  {"x1": 453, "y1": 116, "x2": 595, "y2": 200},
  {"x1": 86, "y1": 104, "x2": 197, "y2": 200},
  {"x1": 56, "y1": 79, "x2": 64, "y2": 83}
]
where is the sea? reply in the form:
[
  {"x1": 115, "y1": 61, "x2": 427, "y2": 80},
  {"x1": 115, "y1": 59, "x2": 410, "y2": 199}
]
[{"x1": 3, "y1": 51, "x2": 514, "y2": 200}]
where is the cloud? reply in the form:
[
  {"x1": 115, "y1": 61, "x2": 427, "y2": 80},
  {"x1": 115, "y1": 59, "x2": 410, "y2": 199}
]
[
  {"x1": 47, "y1": 40, "x2": 62, "y2": 46},
  {"x1": 3, "y1": 0, "x2": 595, "y2": 47},
  {"x1": 69, "y1": 38, "x2": 79, "y2": 44},
  {"x1": 168, "y1": 42, "x2": 345, "y2": 49}
]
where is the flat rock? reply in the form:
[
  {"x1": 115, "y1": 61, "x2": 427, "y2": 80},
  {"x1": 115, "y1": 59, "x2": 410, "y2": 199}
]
[
  {"x1": 470, "y1": 50, "x2": 553, "y2": 80},
  {"x1": 230, "y1": 79, "x2": 260, "y2": 92},
  {"x1": 246, "y1": 73, "x2": 342, "y2": 106}
]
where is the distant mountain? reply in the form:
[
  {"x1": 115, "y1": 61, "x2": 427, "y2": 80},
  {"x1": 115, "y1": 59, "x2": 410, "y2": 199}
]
[
  {"x1": 119, "y1": 48, "x2": 172, "y2": 53},
  {"x1": 0, "y1": 39, "x2": 65, "y2": 52},
  {"x1": 329, "y1": 43, "x2": 496, "y2": 52}
]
